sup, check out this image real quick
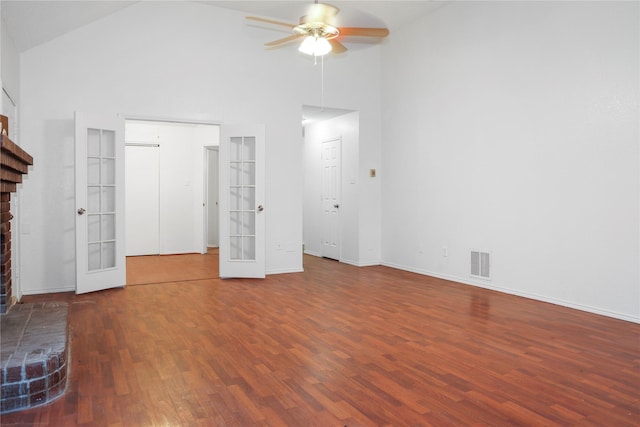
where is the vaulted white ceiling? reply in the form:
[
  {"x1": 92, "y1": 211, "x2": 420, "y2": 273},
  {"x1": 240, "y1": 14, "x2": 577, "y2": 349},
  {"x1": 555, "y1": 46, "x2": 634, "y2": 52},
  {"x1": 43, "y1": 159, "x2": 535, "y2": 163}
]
[{"x1": 1, "y1": 0, "x2": 445, "y2": 53}]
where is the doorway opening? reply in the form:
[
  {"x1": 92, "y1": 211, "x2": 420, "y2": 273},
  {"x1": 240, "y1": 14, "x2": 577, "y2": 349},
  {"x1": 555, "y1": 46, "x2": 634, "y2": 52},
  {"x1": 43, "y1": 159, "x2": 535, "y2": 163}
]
[
  {"x1": 302, "y1": 104, "x2": 358, "y2": 264},
  {"x1": 204, "y1": 146, "x2": 219, "y2": 251},
  {"x1": 124, "y1": 119, "x2": 220, "y2": 284}
]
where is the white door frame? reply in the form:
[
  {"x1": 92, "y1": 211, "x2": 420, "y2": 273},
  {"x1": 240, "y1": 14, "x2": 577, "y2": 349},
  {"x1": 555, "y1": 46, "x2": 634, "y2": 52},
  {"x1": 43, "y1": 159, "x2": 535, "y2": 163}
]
[
  {"x1": 203, "y1": 146, "x2": 219, "y2": 252},
  {"x1": 124, "y1": 118, "x2": 220, "y2": 257}
]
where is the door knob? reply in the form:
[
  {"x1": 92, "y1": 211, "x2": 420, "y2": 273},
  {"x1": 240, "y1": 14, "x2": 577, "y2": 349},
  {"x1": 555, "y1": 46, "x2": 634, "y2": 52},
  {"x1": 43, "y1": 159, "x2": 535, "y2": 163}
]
[
  {"x1": 77, "y1": 208, "x2": 86, "y2": 215},
  {"x1": 333, "y1": 204, "x2": 340, "y2": 208},
  {"x1": 257, "y1": 205, "x2": 264, "y2": 212}
]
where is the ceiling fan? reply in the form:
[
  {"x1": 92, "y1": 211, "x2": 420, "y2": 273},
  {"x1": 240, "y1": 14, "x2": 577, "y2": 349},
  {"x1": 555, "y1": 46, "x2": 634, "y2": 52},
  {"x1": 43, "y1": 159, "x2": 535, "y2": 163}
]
[{"x1": 246, "y1": 1, "x2": 390, "y2": 56}]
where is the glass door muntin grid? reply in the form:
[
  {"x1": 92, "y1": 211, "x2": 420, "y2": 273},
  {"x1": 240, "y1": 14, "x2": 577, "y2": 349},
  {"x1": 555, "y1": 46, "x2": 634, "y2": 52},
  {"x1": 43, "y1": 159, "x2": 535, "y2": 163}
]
[
  {"x1": 229, "y1": 136, "x2": 257, "y2": 261},
  {"x1": 86, "y1": 128, "x2": 117, "y2": 271}
]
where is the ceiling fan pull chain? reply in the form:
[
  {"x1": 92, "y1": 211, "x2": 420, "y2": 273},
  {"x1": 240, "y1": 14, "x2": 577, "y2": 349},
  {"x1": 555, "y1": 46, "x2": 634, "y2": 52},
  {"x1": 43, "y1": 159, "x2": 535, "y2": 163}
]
[{"x1": 321, "y1": 54, "x2": 325, "y2": 111}]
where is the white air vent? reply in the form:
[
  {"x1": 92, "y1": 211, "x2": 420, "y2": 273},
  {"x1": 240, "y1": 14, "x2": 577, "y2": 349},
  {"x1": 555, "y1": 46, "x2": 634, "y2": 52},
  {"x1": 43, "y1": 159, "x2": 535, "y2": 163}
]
[{"x1": 471, "y1": 250, "x2": 491, "y2": 279}]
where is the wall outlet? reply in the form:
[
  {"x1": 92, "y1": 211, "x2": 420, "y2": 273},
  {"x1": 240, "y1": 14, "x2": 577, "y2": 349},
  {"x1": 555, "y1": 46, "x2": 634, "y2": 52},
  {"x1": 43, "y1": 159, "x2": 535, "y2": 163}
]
[{"x1": 442, "y1": 246, "x2": 448, "y2": 257}]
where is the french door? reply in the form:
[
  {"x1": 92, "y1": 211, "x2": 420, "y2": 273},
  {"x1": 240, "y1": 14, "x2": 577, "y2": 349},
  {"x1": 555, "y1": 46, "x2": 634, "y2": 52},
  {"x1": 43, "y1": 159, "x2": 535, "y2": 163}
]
[
  {"x1": 75, "y1": 112, "x2": 126, "y2": 294},
  {"x1": 76, "y1": 116, "x2": 265, "y2": 287},
  {"x1": 219, "y1": 124, "x2": 266, "y2": 278}
]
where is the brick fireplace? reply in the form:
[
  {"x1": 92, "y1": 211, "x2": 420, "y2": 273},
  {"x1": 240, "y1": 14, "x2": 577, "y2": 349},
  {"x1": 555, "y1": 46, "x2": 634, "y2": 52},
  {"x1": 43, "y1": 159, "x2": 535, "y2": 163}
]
[
  {"x1": 0, "y1": 116, "x2": 69, "y2": 415},
  {"x1": 0, "y1": 116, "x2": 33, "y2": 314}
]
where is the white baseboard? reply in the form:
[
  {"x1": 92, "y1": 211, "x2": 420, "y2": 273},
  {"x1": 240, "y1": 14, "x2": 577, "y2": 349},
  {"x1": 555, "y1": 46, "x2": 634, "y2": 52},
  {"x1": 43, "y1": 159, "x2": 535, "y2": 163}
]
[
  {"x1": 303, "y1": 249, "x2": 322, "y2": 257},
  {"x1": 267, "y1": 267, "x2": 304, "y2": 275},
  {"x1": 340, "y1": 258, "x2": 380, "y2": 267},
  {"x1": 303, "y1": 251, "x2": 381, "y2": 268},
  {"x1": 381, "y1": 261, "x2": 640, "y2": 325},
  {"x1": 21, "y1": 286, "x2": 75, "y2": 296}
]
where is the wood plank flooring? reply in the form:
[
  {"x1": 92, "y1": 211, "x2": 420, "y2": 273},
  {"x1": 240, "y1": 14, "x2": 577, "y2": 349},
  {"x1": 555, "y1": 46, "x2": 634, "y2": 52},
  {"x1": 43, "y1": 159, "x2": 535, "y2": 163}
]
[
  {"x1": 126, "y1": 248, "x2": 219, "y2": 285},
  {"x1": 2, "y1": 254, "x2": 639, "y2": 426}
]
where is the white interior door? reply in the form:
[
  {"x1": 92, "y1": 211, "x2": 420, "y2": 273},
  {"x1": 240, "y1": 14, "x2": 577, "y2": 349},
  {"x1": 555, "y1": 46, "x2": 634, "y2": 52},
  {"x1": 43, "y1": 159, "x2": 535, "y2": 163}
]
[
  {"x1": 321, "y1": 138, "x2": 341, "y2": 260},
  {"x1": 75, "y1": 112, "x2": 126, "y2": 294},
  {"x1": 219, "y1": 124, "x2": 265, "y2": 278},
  {"x1": 125, "y1": 144, "x2": 160, "y2": 256}
]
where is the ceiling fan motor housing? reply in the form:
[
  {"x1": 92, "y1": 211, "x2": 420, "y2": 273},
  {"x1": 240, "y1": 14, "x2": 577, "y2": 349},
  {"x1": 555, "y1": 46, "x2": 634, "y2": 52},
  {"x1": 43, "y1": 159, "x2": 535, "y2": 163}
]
[{"x1": 296, "y1": 3, "x2": 340, "y2": 39}]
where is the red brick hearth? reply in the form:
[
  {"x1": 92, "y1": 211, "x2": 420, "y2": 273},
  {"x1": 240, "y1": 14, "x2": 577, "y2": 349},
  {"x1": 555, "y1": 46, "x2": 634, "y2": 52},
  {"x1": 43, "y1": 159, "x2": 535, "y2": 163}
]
[{"x1": 1, "y1": 302, "x2": 69, "y2": 413}]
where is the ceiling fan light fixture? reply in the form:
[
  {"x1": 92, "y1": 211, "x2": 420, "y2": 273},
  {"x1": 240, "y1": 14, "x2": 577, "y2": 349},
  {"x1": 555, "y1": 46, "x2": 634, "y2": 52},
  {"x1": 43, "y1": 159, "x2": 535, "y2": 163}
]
[{"x1": 299, "y1": 35, "x2": 332, "y2": 56}]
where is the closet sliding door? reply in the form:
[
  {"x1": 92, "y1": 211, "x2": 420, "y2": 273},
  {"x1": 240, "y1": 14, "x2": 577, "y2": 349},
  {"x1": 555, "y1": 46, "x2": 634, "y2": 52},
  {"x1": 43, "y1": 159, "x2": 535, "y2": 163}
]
[{"x1": 125, "y1": 144, "x2": 160, "y2": 256}]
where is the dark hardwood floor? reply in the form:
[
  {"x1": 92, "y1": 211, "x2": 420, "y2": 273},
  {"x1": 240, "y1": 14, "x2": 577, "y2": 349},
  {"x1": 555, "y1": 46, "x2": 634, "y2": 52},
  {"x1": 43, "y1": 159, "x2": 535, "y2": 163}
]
[
  {"x1": 126, "y1": 248, "x2": 219, "y2": 285},
  {"x1": 3, "y1": 254, "x2": 639, "y2": 426}
]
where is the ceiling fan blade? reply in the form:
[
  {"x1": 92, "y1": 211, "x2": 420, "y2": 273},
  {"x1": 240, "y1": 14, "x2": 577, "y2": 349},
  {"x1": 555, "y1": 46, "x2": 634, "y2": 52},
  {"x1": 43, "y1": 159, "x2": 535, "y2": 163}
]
[
  {"x1": 329, "y1": 39, "x2": 348, "y2": 54},
  {"x1": 339, "y1": 27, "x2": 390, "y2": 38},
  {"x1": 246, "y1": 16, "x2": 295, "y2": 29},
  {"x1": 265, "y1": 34, "x2": 305, "y2": 47}
]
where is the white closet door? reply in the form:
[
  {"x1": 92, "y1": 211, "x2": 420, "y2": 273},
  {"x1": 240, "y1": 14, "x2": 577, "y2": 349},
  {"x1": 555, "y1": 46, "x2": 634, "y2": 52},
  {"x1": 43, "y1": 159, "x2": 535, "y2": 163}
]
[{"x1": 125, "y1": 145, "x2": 160, "y2": 256}]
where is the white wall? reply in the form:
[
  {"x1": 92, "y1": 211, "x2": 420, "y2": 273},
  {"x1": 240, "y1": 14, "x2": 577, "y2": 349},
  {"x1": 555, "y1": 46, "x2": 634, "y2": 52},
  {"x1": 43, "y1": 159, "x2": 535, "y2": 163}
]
[
  {"x1": 381, "y1": 1, "x2": 640, "y2": 322},
  {"x1": 18, "y1": 1, "x2": 383, "y2": 293},
  {"x1": 1, "y1": 11, "x2": 24, "y2": 302},
  {"x1": 1, "y1": 11, "x2": 20, "y2": 135},
  {"x1": 1, "y1": 13, "x2": 19, "y2": 109}
]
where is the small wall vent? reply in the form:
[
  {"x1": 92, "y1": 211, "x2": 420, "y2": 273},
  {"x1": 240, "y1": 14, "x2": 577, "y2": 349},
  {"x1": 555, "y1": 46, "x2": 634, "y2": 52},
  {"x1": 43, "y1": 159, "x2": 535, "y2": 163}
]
[{"x1": 471, "y1": 250, "x2": 491, "y2": 279}]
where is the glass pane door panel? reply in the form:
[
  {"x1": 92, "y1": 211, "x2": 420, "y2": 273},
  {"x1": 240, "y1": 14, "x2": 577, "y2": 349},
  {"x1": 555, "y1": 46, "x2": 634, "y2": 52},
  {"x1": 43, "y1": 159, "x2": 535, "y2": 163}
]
[
  {"x1": 242, "y1": 237, "x2": 256, "y2": 259},
  {"x1": 88, "y1": 215, "x2": 101, "y2": 242},
  {"x1": 88, "y1": 243, "x2": 101, "y2": 270},
  {"x1": 88, "y1": 187, "x2": 101, "y2": 213},
  {"x1": 88, "y1": 158, "x2": 100, "y2": 185},
  {"x1": 242, "y1": 212, "x2": 255, "y2": 234},
  {"x1": 101, "y1": 130, "x2": 115, "y2": 157},
  {"x1": 230, "y1": 212, "x2": 241, "y2": 235},
  {"x1": 242, "y1": 187, "x2": 255, "y2": 210},
  {"x1": 242, "y1": 137, "x2": 256, "y2": 161},
  {"x1": 101, "y1": 159, "x2": 115, "y2": 184},
  {"x1": 230, "y1": 163, "x2": 242, "y2": 186},
  {"x1": 230, "y1": 237, "x2": 242, "y2": 259},
  {"x1": 102, "y1": 187, "x2": 115, "y2": 212},
  {"x1": 102, "y1": 242, "x2": 116, "y2": 268},
  {"x1": 102, "y1": 214, "x2": 116, "y2": 240},
  {"x1": 230, "y1": 137, "x2": 242, "y2": 161},
  {"x1": 88, "y1": 129, "x2": 100, "y2": 156},
  {"x1": 243, "y1": 163, "x2": 255, "y2": 186},
  {"x1": 86, "y1": 127, "x2": 118, "y2": 272},
  {"x1": 230, "y1": 187, "x2": 242, "y2": 210}
]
